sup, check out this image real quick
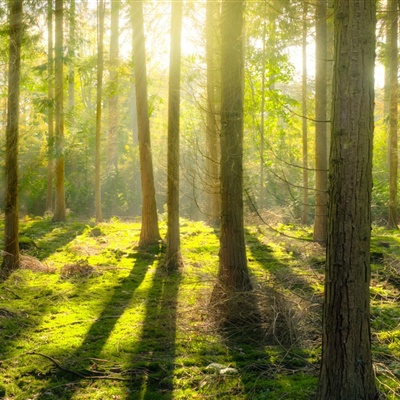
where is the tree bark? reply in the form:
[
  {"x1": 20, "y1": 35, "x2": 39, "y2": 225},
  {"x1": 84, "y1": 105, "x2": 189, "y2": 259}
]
[
  {"x1": 46, "y1": 0, "x2": 54, "y2": 213},
  {"x1": 166, "y1": 0, "x2": 183, "y2": 271},
  {"x1": 2, "y1": 0, "x2": 23, "y2": 275},
  {"x1": 95, "y1": 0, "x2": 105, "y2": 223},
  {"x1": 387, "y1": 0, "x2": 398, "y2": 229},
  {"x1": 316, "y1": 1, "x2": 378, "y2": 398},
  {"x1": 131, "y1": 0, "x2": 161, "y2": 246},
  {"x1": 217, "y1": 0, "x2": 251, "y2": 292},
  {"x1": 68, "y1": 0, "x2": 75, "y2": 112},
  {"x1": 53, "y1": 0, "x2": 66, "y2": 222},
  {"x1": 313, "y1": 0, "x2": 328, "y2": 243}
]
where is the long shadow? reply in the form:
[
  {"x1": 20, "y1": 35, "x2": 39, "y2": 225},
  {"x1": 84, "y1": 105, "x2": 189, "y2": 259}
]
[
  {"x1": 126, "y1": 264, "x2": 182, "y2": 399},
  {"x1": 34, "y1": 246, "x2": 160, "y2": 400}
]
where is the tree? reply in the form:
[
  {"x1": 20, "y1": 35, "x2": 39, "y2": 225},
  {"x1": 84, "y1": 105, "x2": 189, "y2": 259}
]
[
  {"x1": 46, "y1": 0, "x2": 54, "y2": 213},
  {"x1": 316, "y1": 0, "x2": 378, "y2": 398},
  {"x1": 165, "y1": 0, "x2": 183, "y2": 270},
  {"x1": 313, "y1": 0, "x2": 329, "y2": 243},
  {"x1": 68, "y1": 0, "x2": 75, "y2": 112},
  {"x1": 131, "y1": 0, "x2": 161, "y2": 246},
  {"x1": 301, "y1": 0, "x2": 308, "y2": 225},
  {"x1": 205, "y1": 0, "x2": 220, "y2": 225},
  {"x1": 52, "y1": 0, "x2": 66, "y2": 222},
  {"x1": 2, "y1": 0, "x2": 23, "y2": 275},
  {"x1": 387, "y1": 0, "x2": 398, "y2": 229},
  {"x1": 215, "y1": 0, "x2": 251, "y2": 292},
  {"x1": 95, "y1": 0, "x2": 105, "y2": 223}
]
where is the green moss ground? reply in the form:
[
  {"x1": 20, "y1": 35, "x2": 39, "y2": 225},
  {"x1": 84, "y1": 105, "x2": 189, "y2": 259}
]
[{"x1": 0, "y1": 218, "x2": 399, "y2": 399}]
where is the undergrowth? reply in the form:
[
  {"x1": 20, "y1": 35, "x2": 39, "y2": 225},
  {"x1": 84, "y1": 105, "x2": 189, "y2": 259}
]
[{"x1": 0, "y1": 217, "x2": 399, "y2": 399}]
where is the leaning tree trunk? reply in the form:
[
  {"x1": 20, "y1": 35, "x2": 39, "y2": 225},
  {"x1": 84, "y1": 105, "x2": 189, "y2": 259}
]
[
  {"x1": 53, "y1": 0, "x2": 66, "y2": 222},
  {"x1": 2, "y1": 0, "x2": 23, "y2": 275},
  {"x1": 131, "y1": 0, "x2": 161, "y2": 246},
  {"x1": 165, "y1": 0, "x2": 183, "y2": 271},
  {"x1": 316, "y1": 0, "x2": 378, "y2": 398}
]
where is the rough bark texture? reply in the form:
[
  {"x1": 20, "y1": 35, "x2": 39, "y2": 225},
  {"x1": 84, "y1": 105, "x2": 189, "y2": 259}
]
[
  {"x1": 108, "y1": 0, "x2": 120, "y2": 172},
  {"x1": 46, "y1": 0, "x2": 54, "y2": 212},
  {"x1": 53, "y1": 0, "x2": 66, "y2": 222},
  {"x1": 2, "y1": 0, "x2": 23, "y2": 275},
  {"x1": 131, "y1": 0, "x2": 161, "y2": 246},
  {"x1": 217, "y1": 0, "x2": 251, "y2": 292},
  {"x1": 95, "y1": 0, "x2": 105, "y2": 223},
  {"x1": 387, "y1": 0, "x2": 398, "y2": 229},
  {"x1": 205, "y1": 0, "x2": 220, "y2": 226},
  {"x1": 316, "y1": 1, "x2": 378, "y2": 398},
  {"x1": 313, "y1": 0, "x2": 328, "y2": 243},
  {"x1": 165, "y1": 0, "x2": 183, "y2": 271}
]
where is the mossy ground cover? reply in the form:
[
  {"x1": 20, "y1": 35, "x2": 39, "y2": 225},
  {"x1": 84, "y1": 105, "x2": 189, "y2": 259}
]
[{"x1": 0, "y1": 217, "x2": 399, "y2": 399}]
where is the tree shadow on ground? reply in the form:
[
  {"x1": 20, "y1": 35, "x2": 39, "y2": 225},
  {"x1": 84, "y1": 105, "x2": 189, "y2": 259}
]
[
  {"x1": 34, "y1": 246, "x2": 160, "y2": 400},
  {"x1": 126, "y1": 264, "x2": 182, "y2": 399}
]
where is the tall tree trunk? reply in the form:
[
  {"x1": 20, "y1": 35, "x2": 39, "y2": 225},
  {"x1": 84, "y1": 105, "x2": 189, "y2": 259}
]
[
  {"x1": 53, "y1": 0, "x2": 66, "y2": 222},
  {"x1": 165, "y1": 0, "x2": 183, "y2": 270},
  {"x1": 216, "y1": 0, "x2": 251, "y2": 292},
  {"x1": 2, "y1": 0, "x2": 23, "y2": 275},
  {"x1": 387, "y1": 0, "x2": 398, "y2": 229},
  {"x1": 95, "y1": 0, "x2": 105, "y2": 223},
  {"x1": 68, "y1": 0, "x2": 75, "y2": 112},
  {"x1": 316, "y1": 0, "x2": 378, "y2": 398},
  {"x1": 313, "y1": 0, "x2": 328, "y2": 243},
  {"x1": 301, "y1": 0, "x2": 308, "y2": 225},
  {"x1": 108, "y1": 0, "x2": 120, "y2": 172},
  {"x1": 205, "y1": 0, "x2": 220, "y2": 225},
  {"x1": 259, "y1": 2, "x2": 266, "y2": 210},
  {"x1": 131, "y1": 0, "x2": 161, "y2": 246},
  {"x1": 46, "y1": 0, "x2": 54, "y2": 213}
]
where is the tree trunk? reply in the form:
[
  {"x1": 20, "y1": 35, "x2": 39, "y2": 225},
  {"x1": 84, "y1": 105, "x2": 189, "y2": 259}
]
[
  {"x1": 217, "y1": 0, "x2": 251, "y2": 292},
  {"x1": 301, "y1": 0, "x2": 308, "y2": 225},
  {"x1": 316, "y1": 1, "x2": 378, "y2": 398},
  {"x1": 95, "y1": 0, "x2": 105, "y2": 223},
  {"x1": 166, "y1": 0, "x2": 183, "y2": 271},
  {"x1": 108, "y1": 0, "x2": 120, "y2": 172},
  {"x1": 53, "y1": 0, "x2": 66, "y2": 222},
  {"x1": 46, "y1": 0, "x2": 54, "y2": 213},
  {"x1": 205, "y1": 0, "x2": 220, "y2": 226},
  {"x1": 131, "y1": 0, "x2": 161, "y2": 246},
  {"x1": 387, "y1": 0, "x2": 398, "y2": 229},
  {"x1": 313, "y1": 0, "x2": 329, "y2": 243},
  {"x1": 2, "y1": 0, "x2": 23, "y2": 275},
  {"x1": 68, "y1": 0, "x2": 75, "y2": 112}
]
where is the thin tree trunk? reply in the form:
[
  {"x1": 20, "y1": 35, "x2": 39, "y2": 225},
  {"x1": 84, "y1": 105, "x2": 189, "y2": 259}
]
[
  {"x1": 131, "y1": 0, "x2": 161, "y2": 246},
  {"x1": 259, "y1": 3, "x2": 266, "y2": 210},
  {"x1": 53, "y1": 0, "x2": 66, "y2": 222},
  {"x1": 108, "y1": 0, "x2": 120, "y2": 172},
  {"x1": 387, "y1": 0, "x2": 398, "y2": 229},
  {"x1": 205, "y1": 0, "x2": 220, "y2": 225},
  {"x1": 166, "y1": 0, "x2": 183, "y2": 271},
  {"x1": 316, "y1": 0, "x2": 378, "y2": 397},
  {"x1": 68, "y1": 0, "x2": 75, "y2": 112},
  {"x1": 95, "y1": 0, "x2": 105, "y2": 223},
  {"x1": 301, "y1": 0, "x2": 308, "y2": 225},
  {"x1": 46, "y1": 0, "x2": 54, "y2": 213},
  {"x1": 313, "y1": 0, "x2": 328, "y2": 243},
  {"x1": 2, "y1": 0, "x2": 23, "y2": 275}
]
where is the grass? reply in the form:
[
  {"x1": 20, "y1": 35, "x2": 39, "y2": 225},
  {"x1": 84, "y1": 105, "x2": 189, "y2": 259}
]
[{"x1": 0, "y1": 217, "x2": 399, "y2": 399}]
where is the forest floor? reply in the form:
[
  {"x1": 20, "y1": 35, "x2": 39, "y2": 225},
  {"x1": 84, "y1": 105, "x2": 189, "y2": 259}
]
[{"x1": 0, "y1": 216, "x2": 399, "y2": 399}]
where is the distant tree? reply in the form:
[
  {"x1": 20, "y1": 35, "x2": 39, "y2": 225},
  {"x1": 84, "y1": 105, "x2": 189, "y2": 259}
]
[
  {"x1": 316, "y1": 0, "x2": 378, "y2": 398},
  {"x1": 46, "y1": 0, "x2": 54, "y2": 213},
  {"x1": 108, "y1": 0, "x2": 120, "y2": 172},
  {"x1": 52, "y1": 0, "x2": 66, "y2": 222},
  {"x1": 2, "y1": 0, "x2": 23, "y2": 275},
  {"x1": 131, "y1": 0, "x2": 161, "y2": 246},
  {"x1": 165, "y1": 0, "x2": 183, "y2": 270},
  {"x1": 68, "y1": 0, "x2": 75, "y2": 112},
  {"x1": 387, "y1": 0, "x2": 398, "y2": 229},
  {"x1": 313, "y1": 0, "x2": 328, "y2": 243},
  {"x1": 205, "y1": 0, "x2": 220, "y2": 225},
  {"x1": 215, "y1": 0, "x2": 251, "y2": 292},
  {"x1": 301, "y1": 0, "x2": 308, "y2": 225},
  {"x1": 95, "y1": 0, "x2": 105, "y2": 223}
]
